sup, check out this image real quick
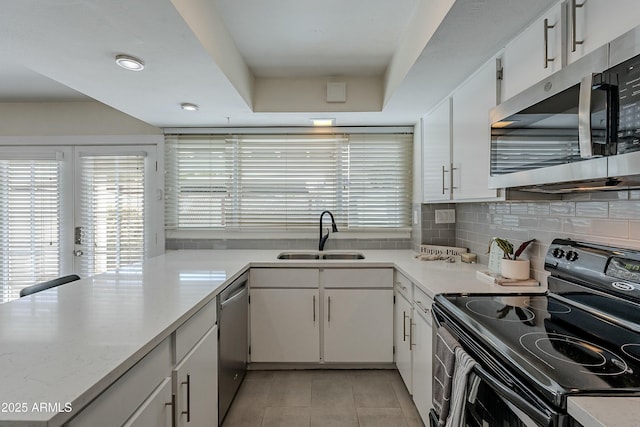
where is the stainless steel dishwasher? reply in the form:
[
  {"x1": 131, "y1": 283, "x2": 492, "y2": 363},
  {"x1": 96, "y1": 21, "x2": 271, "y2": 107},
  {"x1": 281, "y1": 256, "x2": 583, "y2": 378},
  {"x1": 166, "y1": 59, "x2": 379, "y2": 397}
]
[{"x1": 217, "y1": 272, "x2": 248, "y2": 425}]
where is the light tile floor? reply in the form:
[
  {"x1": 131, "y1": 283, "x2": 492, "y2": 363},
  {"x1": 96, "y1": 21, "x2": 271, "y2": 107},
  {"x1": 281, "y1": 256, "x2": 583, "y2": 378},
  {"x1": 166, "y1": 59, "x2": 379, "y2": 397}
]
[{"x1": 221, "y1": 369, "x2": 424, "y2": 427}]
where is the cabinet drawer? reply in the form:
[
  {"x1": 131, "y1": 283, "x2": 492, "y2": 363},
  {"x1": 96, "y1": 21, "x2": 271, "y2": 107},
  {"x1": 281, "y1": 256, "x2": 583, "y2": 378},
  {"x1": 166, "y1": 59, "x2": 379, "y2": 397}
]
[
  {"x1": 323, "y1": 268, "x2": 393, "y2": 288},
  {"x1": 175, "y1": 298, "x2": 216, "y2": 364},
  {"x1": 413, "y1": 286, "x2": 433, "y2": 321},
  {"x1": 250, "y1": 268, "x2": 319, "y2": 288},
  {"x1": 394, "y1": 271, "x2": 413, "y2": 300},
  {"x1": 68, "y1": 338, "x2": 172, "y2": 427}
]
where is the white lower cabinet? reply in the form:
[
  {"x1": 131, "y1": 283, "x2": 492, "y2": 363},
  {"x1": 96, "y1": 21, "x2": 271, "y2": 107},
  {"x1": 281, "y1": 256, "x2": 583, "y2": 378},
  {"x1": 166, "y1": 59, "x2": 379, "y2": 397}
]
[
  {"x1": 173, "y1": 325, "x2": 218, "y2": 427},
  {"x1": 324, "y1": 289, "x2": 393, "y2": 363},
  {"x1": 249, "y1": 268, "x2": 393, "y2": 364},
  {"x1": 67, "y1": 339, "x2": 173, "y2": 427},
  {"x1": 412, "y1": 293, "x2": 434, "y2": 423},
  {"x1": 123, "y1": 377, "x2": 173, "y2": 427},
  {"x1": 395, "y1": 292, "x2": 413, "y2": 392},
  {"x1": 250, "y1": 288, "x2": 320, "y2": 362}
]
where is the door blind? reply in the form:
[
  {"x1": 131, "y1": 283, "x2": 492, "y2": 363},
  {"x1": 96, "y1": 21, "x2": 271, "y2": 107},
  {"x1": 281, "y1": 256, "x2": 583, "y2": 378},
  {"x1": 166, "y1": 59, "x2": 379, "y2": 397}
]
[
  {"x1": 165, "y1": 132, "x2": 412, "y2": 231},
  {"x1": 78, "y1": 154, "x2": 145, "y2": 277},
  {"x1": 0, "y1": 157, "x2": 60, "y2": 303}
]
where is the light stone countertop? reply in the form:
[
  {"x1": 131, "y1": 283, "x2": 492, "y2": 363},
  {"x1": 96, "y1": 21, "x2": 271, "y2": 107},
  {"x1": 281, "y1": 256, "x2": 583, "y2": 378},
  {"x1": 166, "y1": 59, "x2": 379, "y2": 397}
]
[
  {"x1": 567, "y1": 397, "x2": 640, "y2": 427},
  {"x1": 0, "y1": 248, "x2": 623, "y2": 426}
]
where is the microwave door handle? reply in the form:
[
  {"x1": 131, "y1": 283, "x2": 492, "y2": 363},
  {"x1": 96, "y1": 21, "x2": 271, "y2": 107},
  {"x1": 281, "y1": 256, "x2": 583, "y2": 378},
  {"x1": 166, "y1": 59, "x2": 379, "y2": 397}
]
[
  {"x1": 473, "y1": 365, "x2": 554, "y2": 427},
  {"x1": 578, "y1": 74, "x2": 594, "y2": 158}
]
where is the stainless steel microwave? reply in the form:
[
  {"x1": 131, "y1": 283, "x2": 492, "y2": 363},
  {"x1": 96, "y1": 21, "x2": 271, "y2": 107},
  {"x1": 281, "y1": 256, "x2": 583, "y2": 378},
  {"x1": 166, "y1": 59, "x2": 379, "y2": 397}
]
[{"x1": 489, "y1": 25, "x2": 640, "y2": 193}]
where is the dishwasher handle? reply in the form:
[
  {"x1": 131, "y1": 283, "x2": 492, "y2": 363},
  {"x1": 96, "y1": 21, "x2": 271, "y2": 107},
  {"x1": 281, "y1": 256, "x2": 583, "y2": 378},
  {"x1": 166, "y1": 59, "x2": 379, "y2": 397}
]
[{"x1": 220, "y1": 282, "x2": 248, "y2": 307}]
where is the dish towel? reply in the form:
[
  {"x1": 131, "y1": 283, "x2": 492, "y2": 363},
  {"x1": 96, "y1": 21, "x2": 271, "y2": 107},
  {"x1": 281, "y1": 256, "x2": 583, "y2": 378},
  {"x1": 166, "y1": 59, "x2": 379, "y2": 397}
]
[
  {"x1": 445, "y1": 346, "x2": 478, "y2": 427},
  {"x1": 433, "y1": 325, "x2": 459, "y2": 426}
]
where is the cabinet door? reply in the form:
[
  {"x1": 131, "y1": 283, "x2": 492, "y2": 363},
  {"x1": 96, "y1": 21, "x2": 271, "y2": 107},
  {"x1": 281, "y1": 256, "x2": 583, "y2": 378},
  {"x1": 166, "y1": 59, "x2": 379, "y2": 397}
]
[
  {"x1": 250, "y1": 288, "x2": 320, "y2": 362},
  {"x1": 173, "y1": 326, "x2": 218, "y2": 427},
  {"x1": 451, "y1": 58, "x2": 499, "y2": 201},
  {"x1": 568, "y1": 0, "x2": 640, "y2": 64},
  {"x1": 502, "y1": 2, "x2": 563, "y2": 101},
  {"x1": 412, "y1": 304, "x2": 433, "y2": 423},
  {"x1": 123, "y1": 378, "x2": 173, "y2": 427},
  {"x1": 395, "y1": 293, "x2": 413, "y2": 393},
  {"x1": 422, "y1": 98, "x2": 452, "y2": 202},
  {"x1": 324, "y1": 289, "x2": 393, "y2": 363}
]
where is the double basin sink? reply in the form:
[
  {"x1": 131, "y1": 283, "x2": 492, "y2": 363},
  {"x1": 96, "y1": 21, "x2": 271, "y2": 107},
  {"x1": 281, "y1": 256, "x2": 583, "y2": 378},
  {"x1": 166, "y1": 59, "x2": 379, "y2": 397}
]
[{"x1": 277, "y1": 251, "x2": 365, "y2": 260}]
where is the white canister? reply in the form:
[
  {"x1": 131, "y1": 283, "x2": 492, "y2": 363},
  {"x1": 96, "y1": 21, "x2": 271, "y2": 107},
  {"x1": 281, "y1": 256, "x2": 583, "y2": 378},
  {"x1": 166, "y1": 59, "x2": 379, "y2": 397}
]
[{"x1": 501, "y1": 259, "x2": 530, "y2": 280}]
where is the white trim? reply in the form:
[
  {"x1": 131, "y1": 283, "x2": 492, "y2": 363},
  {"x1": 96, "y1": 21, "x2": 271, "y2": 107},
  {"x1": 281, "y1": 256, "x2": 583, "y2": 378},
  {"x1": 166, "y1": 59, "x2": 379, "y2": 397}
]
[
  {"x1": 0, "y1": 135, "x2": 162, "y2": 146},
  {"x1": 162, "y1": 126, "x2": 414, "y2": 135},
  {"x1": 166, "y1": 230, "x2": 411, "y2": 240}
]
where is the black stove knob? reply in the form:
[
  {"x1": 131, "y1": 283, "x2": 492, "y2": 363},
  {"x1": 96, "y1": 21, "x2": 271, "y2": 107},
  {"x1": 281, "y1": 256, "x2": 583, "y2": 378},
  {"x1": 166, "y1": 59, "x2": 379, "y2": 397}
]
[
  {"x1": 552, "y1": 248, "x2": 565, "y2": 259},
  {"x1": 566, "y1": 250, "x2": 579, "y2": 262}
]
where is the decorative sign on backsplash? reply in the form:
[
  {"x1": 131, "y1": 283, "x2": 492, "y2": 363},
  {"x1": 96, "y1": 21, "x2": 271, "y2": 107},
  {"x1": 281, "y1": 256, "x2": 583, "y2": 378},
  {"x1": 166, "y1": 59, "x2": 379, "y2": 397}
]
[{"x1": 420, "y1": 245, "x2": 467, "y2": 256}]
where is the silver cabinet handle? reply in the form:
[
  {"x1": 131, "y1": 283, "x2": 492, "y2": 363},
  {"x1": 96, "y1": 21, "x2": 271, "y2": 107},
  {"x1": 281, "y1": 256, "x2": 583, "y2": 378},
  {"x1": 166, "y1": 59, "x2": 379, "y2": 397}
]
[
  {"x1": 165, "y1": 393, "x2": 176, "y2": 427},
  {"x1": 409, "y1": 320, "x2": 416, "y2": 348},
  {"x1": 451, "y1": 164, "x2": 458, "y2": 191},
  {"x1": 327, "y1": 296, "x2": 331, "y2": 323},
  {"x1": 544, "y1": 18, "x2": 556, "y2": 69},
  {"x1": 403, "y1": 311, "x2": 410, "y2": 342},
  {"x1": 571, "y1": 0, "x2": 585, "y2": 52},
  {"x1": 394, "y1": 281, "x2": 408, "y2": 291},
  {"x1": 181, "y1": 374, "x2": 191, "y2": 422},
  {"x1": 441, "y1": 165, "x2": 449, "y2": 194},
  {"x1": 415, "y1": 300, "x2": 430, "y2": 315},
  {"x1": 313, "y1": 295, "x2": 316, "y2": 322}
]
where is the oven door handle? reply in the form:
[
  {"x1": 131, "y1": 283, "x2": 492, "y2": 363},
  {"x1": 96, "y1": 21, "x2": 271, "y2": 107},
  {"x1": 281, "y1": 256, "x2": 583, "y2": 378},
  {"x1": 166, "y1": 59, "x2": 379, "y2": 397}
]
[{"x1": 473, "y1": 365, "x2": 553, "y2": 427}]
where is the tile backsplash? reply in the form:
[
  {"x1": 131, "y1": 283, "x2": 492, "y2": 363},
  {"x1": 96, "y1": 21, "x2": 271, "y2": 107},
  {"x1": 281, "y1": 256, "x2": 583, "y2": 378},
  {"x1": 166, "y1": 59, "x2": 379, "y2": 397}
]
[
  {"x1": 453, "y1": 191, "x2": 640, "y2": 281},
  {"x1": 166, "y1": 237, "x2": 411, "y2": 251}
]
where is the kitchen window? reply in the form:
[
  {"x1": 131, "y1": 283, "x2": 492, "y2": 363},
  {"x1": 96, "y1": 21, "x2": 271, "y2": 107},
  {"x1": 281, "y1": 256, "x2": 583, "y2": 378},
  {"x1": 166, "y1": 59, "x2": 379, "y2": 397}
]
[{"x1": 164, "y1": 131, "x2": 412, "y2": 232}]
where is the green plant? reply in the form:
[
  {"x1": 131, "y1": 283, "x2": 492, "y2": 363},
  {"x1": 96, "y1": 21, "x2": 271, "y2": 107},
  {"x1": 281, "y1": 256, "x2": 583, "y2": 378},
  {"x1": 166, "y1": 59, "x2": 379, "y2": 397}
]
[{"x1": 489, "y1": 237, "x2": 535, "y2": 260}]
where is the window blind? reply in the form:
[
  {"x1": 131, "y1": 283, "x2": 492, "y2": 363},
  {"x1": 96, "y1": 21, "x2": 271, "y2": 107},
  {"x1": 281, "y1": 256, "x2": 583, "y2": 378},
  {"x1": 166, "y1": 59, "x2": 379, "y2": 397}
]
[
  {"x1": 79, "y1": 154, "x2": 145, "y2": 277},
  {"x1": 0, "y1": 157, "x2": 60, "y2": 303},
  {"x1": 347, "y1": 134, "x2": 412, "y2": 228},
  {"x1": 165, "y1": 135, "x2": 231, "y2": 229},
  {"x1": 165, "y1": 132, "x2": 412, "y2": 231},
  {"x1": 232, "y1": 134, "x2": 348, "y2": 230}
]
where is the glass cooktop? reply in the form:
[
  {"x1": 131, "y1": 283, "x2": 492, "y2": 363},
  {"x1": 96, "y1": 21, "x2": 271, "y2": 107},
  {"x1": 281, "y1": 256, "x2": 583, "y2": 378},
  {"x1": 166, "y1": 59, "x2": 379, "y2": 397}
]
[{"x1": 435, "y1": 293, "x2": 640, "y2": 407}]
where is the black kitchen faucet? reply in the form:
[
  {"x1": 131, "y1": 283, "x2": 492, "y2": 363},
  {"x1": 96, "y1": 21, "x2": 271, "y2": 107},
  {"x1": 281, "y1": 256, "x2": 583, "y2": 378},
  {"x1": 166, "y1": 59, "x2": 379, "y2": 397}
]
[{"x1": 318, "y1": 210, "x2": 338, "y2": 251}]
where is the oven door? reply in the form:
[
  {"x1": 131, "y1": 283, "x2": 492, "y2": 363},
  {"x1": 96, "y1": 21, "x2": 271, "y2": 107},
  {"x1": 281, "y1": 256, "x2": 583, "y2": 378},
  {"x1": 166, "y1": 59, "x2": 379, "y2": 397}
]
[{"x1": 432, "y1": 305, "x2": 560, "y2": 427}]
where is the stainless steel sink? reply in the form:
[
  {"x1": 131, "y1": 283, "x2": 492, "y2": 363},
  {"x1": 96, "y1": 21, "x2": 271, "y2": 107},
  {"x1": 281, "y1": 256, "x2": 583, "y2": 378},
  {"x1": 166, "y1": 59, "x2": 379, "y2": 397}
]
[
  {"x1": 276, "y1": 252, "x2": 321, "y2": 260},
  {"x1": 276, "y1": 251, "x2": 365, "y2": 260},
  {"x1": 321, "y1": 252, "x2": 365, "y2": 260}
]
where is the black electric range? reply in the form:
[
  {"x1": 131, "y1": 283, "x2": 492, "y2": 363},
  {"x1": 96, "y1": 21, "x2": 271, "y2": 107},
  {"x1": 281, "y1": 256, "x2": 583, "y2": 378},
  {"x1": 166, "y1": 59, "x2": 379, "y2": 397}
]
[{"x1": 433, "y1": 239, "x2": 640, "y2": 427}]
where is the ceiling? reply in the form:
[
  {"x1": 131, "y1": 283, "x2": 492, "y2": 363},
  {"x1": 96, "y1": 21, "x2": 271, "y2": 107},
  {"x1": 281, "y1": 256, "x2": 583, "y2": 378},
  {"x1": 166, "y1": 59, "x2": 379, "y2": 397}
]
[{"x1": 0, "y1": 0, "x2": 557, "y2": 129}]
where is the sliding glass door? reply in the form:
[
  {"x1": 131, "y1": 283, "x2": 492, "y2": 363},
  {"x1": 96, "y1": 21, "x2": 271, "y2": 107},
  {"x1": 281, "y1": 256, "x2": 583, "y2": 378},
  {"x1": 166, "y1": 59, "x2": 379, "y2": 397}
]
[{"x1": 0, "y1": 144, "x2": 160, "y2": 303}]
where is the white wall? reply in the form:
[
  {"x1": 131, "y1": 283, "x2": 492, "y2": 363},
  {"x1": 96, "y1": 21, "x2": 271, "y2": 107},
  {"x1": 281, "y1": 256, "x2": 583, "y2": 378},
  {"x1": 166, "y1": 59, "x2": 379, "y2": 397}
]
[{"x1": 0, "y1": 101, "x2": 161, "y2": 136}]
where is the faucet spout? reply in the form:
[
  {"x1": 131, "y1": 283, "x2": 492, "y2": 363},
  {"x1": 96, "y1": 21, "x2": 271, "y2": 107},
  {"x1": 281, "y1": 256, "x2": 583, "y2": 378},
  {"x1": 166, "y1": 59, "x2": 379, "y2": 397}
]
[{"x1": 319, "y1": 210, "x2": 338, "y2": 251}]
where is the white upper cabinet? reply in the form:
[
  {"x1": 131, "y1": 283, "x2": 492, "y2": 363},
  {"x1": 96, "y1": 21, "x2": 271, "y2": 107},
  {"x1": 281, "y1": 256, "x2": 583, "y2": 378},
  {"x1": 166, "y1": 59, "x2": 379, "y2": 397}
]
[
  {"x1": 451, "y1": 59, "x2": 499, "y2": 201},
  {"x1": 422, "y1": 58, "x2": 499, "y2": 203},
  {"x1": 501, "y1": 2, "x2": 564, "y2": 101},
  {"x1": 422, "y1": 98, "x2": 452, "y2": 202},
  {"x1": 567, "y1": 0, "x2": 640, "y2": 65}
]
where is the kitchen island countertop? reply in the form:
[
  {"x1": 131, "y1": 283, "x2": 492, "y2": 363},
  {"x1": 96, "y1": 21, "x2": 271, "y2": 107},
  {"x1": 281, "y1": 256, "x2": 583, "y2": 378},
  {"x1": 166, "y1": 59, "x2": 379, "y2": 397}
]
[{"x1": 0, "y1": 248, "x2": 583, "y2": 426}]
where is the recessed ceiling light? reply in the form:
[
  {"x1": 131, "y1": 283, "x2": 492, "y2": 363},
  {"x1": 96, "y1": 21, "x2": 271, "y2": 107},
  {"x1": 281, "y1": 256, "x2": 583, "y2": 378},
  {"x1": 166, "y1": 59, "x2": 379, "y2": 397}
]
[
  {"x1": 181, "y1": 103, "x2": 199, "y2": 111},
  {"x1": 311, "y1": 118, "x2": 335, "y2": 127},
  {"x1": 115, "y1": 54, "x2": 145, "y2": 71}
]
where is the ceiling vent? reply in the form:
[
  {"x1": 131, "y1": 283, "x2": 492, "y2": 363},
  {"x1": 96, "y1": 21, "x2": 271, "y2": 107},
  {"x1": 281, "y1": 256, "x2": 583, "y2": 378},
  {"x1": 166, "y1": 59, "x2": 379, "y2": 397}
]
[{"x1": 326, "y1": 82, "x2": 346, "y2": 103}]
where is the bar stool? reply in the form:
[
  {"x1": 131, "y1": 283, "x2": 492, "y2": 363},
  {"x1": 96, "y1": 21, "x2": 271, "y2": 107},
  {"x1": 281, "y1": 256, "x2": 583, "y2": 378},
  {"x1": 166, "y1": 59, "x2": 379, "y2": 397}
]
[{"x1": 19, "y1": 274, "x2": 81, "y2": 297}]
